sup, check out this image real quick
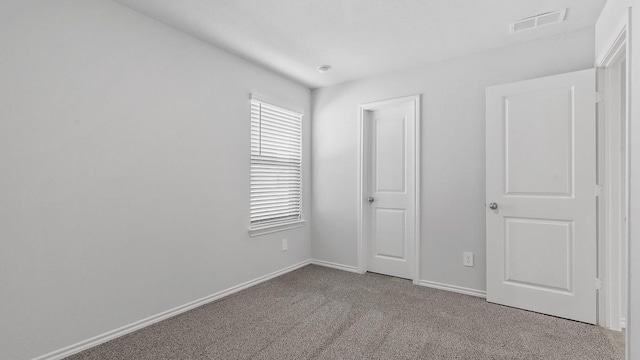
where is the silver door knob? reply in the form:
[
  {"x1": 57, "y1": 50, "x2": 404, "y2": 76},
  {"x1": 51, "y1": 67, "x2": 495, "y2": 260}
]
[
  {"x1": 489, "y1": 202, "x2": 498, "y2": 210},
  {"x1": 368, "y1": 197, "x2": 375, "y2": 203}
]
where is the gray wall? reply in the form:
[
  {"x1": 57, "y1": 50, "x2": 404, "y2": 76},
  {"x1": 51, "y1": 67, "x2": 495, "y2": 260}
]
[
  {"x1": 629, "y1": 1, "x2": 639, "y2": 357},
  {"x1": 0, "y1": 1, "x2": 311, "y2": 359},
  {"x1": 311, "y1": 28, "x2": 596, "y2": 292}
]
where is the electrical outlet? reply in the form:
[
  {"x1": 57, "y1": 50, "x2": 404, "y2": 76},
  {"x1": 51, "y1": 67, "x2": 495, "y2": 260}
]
[
  {"x1": 463, "y1": 252, "x2": 474, "y2": 267},
  {"x1": 282, "y1": 238, "x2": 288, "y2": 251}
]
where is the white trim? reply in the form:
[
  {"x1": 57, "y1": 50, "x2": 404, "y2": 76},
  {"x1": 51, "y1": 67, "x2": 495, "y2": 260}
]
[
  {"x1": 357, "y1": 94, "x2": 421, "y2": 284},
  {"x1": 309, "y1": 260, "x2": 489, "y2": 301},
  {"x1": 310, "y1": 259, "x2": 362, "y2": 273},
  {"x1": 595, "y1": 18, "x2": 630, "y2": 332},
  {"x1": 621, "y1": 317, "x2": 627, "y2": 329},
  {"x1": 597, "y1": 29, "x2": 628, "y2": 68},
  {"x1": 596, "y1": 6, "x2": 631, "y2": 66},
  {"x1": 357, "y1": 103, "x2": 366, "y2": 274},
  {"x1": 32, "y1": 260, "x2": 311, "y2": 360},
  {"x1": 418, "y1": 280, "x2": 487, "y2": 298},
  {"x1": 250, "y1": 93, "x2": 304, "y2": 116},
  {"x1": 249, "y1": 219, "x2": 306, "y2": 237},
  {"x1": 414, "y1": 96, "x2": 422, "y2": 285}
]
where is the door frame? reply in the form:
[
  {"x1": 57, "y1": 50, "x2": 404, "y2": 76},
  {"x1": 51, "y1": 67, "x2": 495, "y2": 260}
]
[
  {"x1": 596, "y1": 18, "x2": 630, "y2": 331},
  {"x1": 357, "y1": 94, "x2": 421, "y2": 284}
]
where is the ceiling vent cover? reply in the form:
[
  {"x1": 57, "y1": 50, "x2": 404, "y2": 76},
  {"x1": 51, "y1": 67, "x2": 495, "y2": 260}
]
[{"x1": 510, "y1": 9, "x2": 567, "y2": 33}]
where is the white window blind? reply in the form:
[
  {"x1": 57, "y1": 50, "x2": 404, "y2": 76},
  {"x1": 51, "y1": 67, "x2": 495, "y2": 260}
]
[{"x1": 250, "y1": 99, "x2": 302, "y2": 229}]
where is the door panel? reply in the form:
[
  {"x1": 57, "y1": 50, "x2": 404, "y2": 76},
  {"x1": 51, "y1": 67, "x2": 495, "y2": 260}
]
[
  {"x1": 365, "y1": 101, "x2": 416, "y2": 280},
  {"x1": 504, "y1": 217, "x2": 573, "y2": 292},
  {"x1": 374, "y1": 114, "x2": 406, "y2": 192},
  {"x1": 505, "y1": 88, "x2": 573, "y2": 196},
  {"x1": 486, "y1": 69, "x2": 596, "y2": 324},
  {"x1": 374, "y1": 208, "x2": 406, "y2": 259}
]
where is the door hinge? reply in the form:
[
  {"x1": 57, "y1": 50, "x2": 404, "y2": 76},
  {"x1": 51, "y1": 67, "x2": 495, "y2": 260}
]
[
  {"x1": 595, "y1": 184, "x2": 603, "y2": 196},
  {"x1": 596, "y1": 91, "x2": 603, "y2": 103},
  {"x1": 595, "y1": 278, "x2": 602, "y2": 290}
]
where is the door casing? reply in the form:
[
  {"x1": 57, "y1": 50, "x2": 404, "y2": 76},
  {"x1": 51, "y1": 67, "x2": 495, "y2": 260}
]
[
  {"x1": 357, "y1": 95, "x2": 421, "y2": 284},
  {"x1": 596, "y1": 23, "x2": 630, "y2": 331}
]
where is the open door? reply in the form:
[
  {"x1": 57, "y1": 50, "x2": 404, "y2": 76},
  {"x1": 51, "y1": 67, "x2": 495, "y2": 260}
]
[
  {"x1": 360, "y1": 95, "x2": 420, "y2": 281},
  {"x1": 486, "y1": 69, "x2": 597, "y2": 324}
]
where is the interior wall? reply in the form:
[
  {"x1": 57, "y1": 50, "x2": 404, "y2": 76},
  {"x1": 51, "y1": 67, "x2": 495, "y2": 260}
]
[
  {"x1": 0, "y1": 1, "x2": 311, "y2": 359},
  {"x1": 628, "y1": 0, "x2": 639, "y2": 357},
  {"x1": 311, "y1": 28, "x2": 596, "y2": 292}
]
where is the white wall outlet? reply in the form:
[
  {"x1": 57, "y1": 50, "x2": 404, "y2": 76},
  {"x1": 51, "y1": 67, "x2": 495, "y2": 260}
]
[
  {"x1": 463, "y1": 252, "x2": 474, "y2": 267},
  {"x1": 282, "y1": 238, "x2": 288, "y2": 251}
]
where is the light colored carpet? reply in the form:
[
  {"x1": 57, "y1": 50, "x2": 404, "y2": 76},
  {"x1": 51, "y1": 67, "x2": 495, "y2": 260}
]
[
  {"x1": 67, "y1": 265, "x2": 620, "y2": 359},
  {"x1": 603, "y1": 328, "x2": 626, "y2": 359}
]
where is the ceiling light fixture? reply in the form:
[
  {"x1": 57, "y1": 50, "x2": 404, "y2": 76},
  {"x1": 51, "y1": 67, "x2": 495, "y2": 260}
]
[{"x1": 317, "y1": 65, "x2": 331, "y2": 74}]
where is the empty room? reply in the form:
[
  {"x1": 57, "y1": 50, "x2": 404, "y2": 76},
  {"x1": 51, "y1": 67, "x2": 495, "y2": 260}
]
[{"x1": 1, "y1": 0, "x2": 639, "y2": 359}]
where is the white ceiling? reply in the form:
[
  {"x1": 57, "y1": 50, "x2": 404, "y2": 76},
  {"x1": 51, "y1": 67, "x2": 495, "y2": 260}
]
[{"x1": 115, "y1": 0, "x2": 606, "y2": 89}]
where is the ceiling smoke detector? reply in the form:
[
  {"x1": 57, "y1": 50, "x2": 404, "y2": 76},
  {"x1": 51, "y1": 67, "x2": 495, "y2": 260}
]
[
  {"x1": 510, "y1": 9, "x2": 567, "y2": 33},
  {"x1": 317, "y1": 65, "x2": 331, "y2": 74}
]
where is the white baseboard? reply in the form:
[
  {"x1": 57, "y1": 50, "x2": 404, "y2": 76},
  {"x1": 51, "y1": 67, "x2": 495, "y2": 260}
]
[
  {"x1": 310, "y1": 259, "x2": 361, "y2": 273},
  {"x1": 621, "y1": 317, "x2": 626, "y2": 329},
  {"x1": 32, "y1": 259, "x2": 311, "y2": 360},
  {"x1": 32, "y1": 260, "x2": 486, "y2": 360},
  {"x1": 418, "y1": 280, "x2": 487, "y2": 298},
  {"x1": 310, "y1": 261, "x2": 486, "y2": 300}
]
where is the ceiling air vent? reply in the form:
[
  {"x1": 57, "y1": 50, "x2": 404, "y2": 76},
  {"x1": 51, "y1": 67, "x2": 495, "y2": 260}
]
[{"x1": 510, "y1": 9, "x2": 567, "y2": 33}]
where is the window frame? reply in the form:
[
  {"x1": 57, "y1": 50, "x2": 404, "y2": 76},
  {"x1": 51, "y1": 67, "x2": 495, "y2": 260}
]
[{"x1": 248, "y1": 96, "x2": 305, "y2": 237}]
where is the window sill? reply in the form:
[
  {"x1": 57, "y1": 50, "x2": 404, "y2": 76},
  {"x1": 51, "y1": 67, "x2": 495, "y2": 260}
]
[{"x1": 249, "y1": 220, "x2": 306, "y2": 237}]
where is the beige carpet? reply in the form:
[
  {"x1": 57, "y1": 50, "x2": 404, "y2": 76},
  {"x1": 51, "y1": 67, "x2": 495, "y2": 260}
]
[{"x1": 67, "y1": 265, "x2": 620, "y2": 359}]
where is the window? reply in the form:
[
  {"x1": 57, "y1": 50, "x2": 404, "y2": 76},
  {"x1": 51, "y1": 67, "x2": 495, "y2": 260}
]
[{"x1": 250, "y1": 98, "x2": 303, "y2": 235}]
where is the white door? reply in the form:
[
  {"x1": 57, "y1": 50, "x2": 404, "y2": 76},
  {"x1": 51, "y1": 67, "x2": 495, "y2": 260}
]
[
  {"x1": 486, "y1": 69, "x2": 597, "y2": 324},
  {"x1": 363, "y1": 96, "x2": 418, "y2": 280}
]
